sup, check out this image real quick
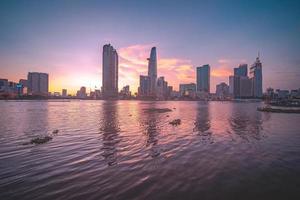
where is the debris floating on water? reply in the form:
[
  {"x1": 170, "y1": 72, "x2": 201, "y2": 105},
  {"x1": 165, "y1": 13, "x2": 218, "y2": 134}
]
[
  {"x1": 52, "y1": 129, "x2": 59, "y2": 134},
  {"x1": 30, "y1": 136, "x2": 53, "y2": 144},
  {"x1": 169, "y1": 119, "x2": 181, "y2": 126},
  {"x1": 143, "y1": 108, "x2": 172, "y2": 113}
]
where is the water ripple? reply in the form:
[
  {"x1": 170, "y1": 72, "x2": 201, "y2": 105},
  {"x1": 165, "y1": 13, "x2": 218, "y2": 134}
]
[{"x1": 0, "y1": 100, "x2": 299, "y2": 200}]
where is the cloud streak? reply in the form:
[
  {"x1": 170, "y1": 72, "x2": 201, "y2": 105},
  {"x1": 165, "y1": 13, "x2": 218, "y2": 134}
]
[
  {"x1": 118, "y1": 44, "x2": 196, "y2": 92},
  {"x1": 118, "y1": 44, "x2": 243, "y2": 93}
]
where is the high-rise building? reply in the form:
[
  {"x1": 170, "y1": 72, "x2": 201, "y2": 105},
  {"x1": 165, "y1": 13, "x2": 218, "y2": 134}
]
[
  {"x1": 232, "y1": 64, "x2": 248, "y2": 98},
  {"x1": 27, "y1": 72, "x2": 49, "y2": 96},
  {"x1": 62, "y1": 89, "x2": 67, "y2": 97},
  {"x1": 250, "y1": 55, "x2": 263, "y2": 98},
  {"x1": 216, "y1": 82, "x2": 229, "y2": 99},
  {"x1": 156, "y1": 76, "x2": 169, "y2": 100},
  {"x1": 239, "y1": 76, "x2": 252, "y2": 97},
  {"x1": 230, "y1": 64, "x2": 253, "y2": 98},
  {"x1": 167, "y1": 86, "x2": 173, "y2": 99},
  {"x1": 138, "y1": 75, "x2": 151, "y2": 97},
  {"x1": 102, "y1": 44, "x2": 118, "y2": 98},
  {"x1": 196, "y1": 64, "x2": 210, "y2": 93},
  {"x1": 234, "y1": 64, "x2": 248, "y2": 77},
  {"x1": 147, "y1": 47, "x2": 157, "y2": 97},
  {"x1": 229, "y1": 76, "x2": 234, "y2": 96}
]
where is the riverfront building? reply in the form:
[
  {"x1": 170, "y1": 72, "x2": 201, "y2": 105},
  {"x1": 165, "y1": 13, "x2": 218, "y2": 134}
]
[
  {"x1": 138, "y1": 75, "x2": 151, "y2": 97},
  {"x1": 156, "y1": 76, "x2": 169, "y2": 100},
  {"x1": 148, "y1": 47, "x2": 157, "y2": 97},
  {"x1": 179, "y1": 83, "x2": 196, "y2": 98},
  {"x1": 196, "y1": 64, "x2": 210, "y2": 93},
  {"x1": 250, "y1": 55, "x2": 263, "y2": 98},
  {"x1": 216, "y1": 82, "x2": 229, "y2": 99},
  {"x1": 27, "y1": 72, "x2": 49, "y2": 96},
  {"x1": 230, "y1": 64, "x2": 252, "y2": 98},
  {"x1": 102, "y1": 44, "x2": 118, "y2": 99},
  {"x1": 234, "y1": 64, "x2": 248, "y2": 77}
]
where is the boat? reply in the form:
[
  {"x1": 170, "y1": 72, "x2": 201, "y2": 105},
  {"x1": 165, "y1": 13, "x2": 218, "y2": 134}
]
[{"x1": 257, "y1": 106, "x2": 300, "y2": 114}]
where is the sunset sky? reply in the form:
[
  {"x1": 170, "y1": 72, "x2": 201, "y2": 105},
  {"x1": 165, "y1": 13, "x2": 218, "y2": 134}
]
[{"x1": 0, "y1": 0, "x2": 299, "y2": 94}]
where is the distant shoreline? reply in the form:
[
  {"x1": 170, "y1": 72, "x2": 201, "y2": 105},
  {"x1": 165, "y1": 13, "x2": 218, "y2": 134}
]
[{"x1": 0, "y1": 98, "x2": 263, "y2": 102}]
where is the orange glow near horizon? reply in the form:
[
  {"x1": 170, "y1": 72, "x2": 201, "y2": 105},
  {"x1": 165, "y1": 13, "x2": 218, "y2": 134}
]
[{"x1": 2, "y1": 44, "x2": 238, "y2": 95}]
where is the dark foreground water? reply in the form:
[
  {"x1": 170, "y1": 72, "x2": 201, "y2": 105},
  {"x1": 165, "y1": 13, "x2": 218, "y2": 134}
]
[{"x1": 0, "y1": 100, "x2": 299, "y2": 200}]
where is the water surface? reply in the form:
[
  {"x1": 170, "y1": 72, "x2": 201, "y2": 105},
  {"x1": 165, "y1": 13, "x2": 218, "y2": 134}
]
[{"x1": 0, "y1": 100, "x2": 299, "y2": 200}]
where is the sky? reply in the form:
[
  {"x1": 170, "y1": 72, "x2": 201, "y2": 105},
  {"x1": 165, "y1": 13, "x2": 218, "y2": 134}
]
[{"x1": 0, "y1": 0, "x2": 299, "y2": 94}]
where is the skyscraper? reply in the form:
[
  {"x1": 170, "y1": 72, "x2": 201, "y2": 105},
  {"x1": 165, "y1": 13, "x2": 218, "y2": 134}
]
[
  {"x1": 234, "y1": 64, "x2": 248, "y2": 77},
  {"x1": 229, "y1": 76, "x2": 234, "y2": 95},
  {"x1": 196, "y1": 64, "x2": 210, "y2": 93},
  {"x1": 156, "y1": 76, "x2": 168, "y2": 100},
  {"x1": 138, "y1": 75, "x2": 151, "y2": 97},
  {"x1": 250, "y1": 55, "x2": 263, "y2": 98},
  {"x1": 239, "y1": 76, "x2": 252, "y2": 97},
  {"x1": 102, "y1": 44, "x2": 118, "y2": 99},
  {"x1": 27, "y1": 72, "x2": 49, "y2": 96},
  {"x1": 229, "y1": 75, "x2": 240, "y2": 98},
  {"x1": 147, "y1": 47, "x2": 157, "y2": 97},
  {"x1": 230, "y1": 64, "x2": 253, "y2": 98}
]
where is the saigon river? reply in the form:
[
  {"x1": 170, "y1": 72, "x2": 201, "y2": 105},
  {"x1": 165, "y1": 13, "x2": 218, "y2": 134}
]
[{"x1": 0, "y1": 100, "x2": 299, "y2": 200}]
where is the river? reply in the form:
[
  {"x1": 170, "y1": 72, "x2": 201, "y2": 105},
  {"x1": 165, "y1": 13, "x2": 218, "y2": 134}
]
[{"x1": 0, "y1": 100, "x2": 299, "y2": 200}]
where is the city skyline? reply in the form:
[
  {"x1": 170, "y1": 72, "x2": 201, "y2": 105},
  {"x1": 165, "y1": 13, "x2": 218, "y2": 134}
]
[{"x1": 1, "y1": 0, "x2": 300, "y2": 94}]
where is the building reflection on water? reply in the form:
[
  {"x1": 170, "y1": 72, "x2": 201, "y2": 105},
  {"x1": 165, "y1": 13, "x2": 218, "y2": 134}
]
[
  {"x1": 193, "y1": 102, "x2": 212, "y2": 139},
  {"x1": 23, "y1": 102, "x2": 49, "y2": 137},
  {"x1": 139, "y1": 102, "x2": 161, "y2": 158},
  {"x1": 229, "y1": 104, "x2": 264, "y2": 141},
  {"x1": 99, "y1": 101, "x2": 120, "y2": 166}
]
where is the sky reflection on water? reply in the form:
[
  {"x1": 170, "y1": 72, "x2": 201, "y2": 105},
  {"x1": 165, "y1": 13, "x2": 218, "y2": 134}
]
[{"x1": 0, "y1": 100, "x2": 299, "y2": 200}]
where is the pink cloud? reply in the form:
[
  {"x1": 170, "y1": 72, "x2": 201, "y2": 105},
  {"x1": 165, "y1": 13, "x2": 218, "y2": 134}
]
[
  {"x1": 118, "y1": 44, "x2": 196, "y2": 92},
  {"x1": 118, "y1": 45, "x2": 247, "y2": 93}
]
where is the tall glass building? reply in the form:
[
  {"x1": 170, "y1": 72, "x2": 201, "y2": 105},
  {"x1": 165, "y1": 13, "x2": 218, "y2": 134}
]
[
  {"x1": 138, "y1": 75, "x2": 151, "y2": 97},
  {"x1": 102, "y1": 44, "x2": 118, "y2": 98},
  {"x1": 250, "y1": 56, "x2": 263, "y2": 98},
  {"x1": 196, "y1": 64, "x2": 210, "y2": 93},
  {"x1": 147, "y1": 47, "x2": 157, "y2": 97},
  {"x1": 234, "y1": 64, "x2": 248, "y2": 77}
]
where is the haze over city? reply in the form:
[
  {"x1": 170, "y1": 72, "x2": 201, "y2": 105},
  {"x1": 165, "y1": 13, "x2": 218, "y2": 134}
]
[{"x1": 1, "y1": 0, "x2": 299, "y2": 94}]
